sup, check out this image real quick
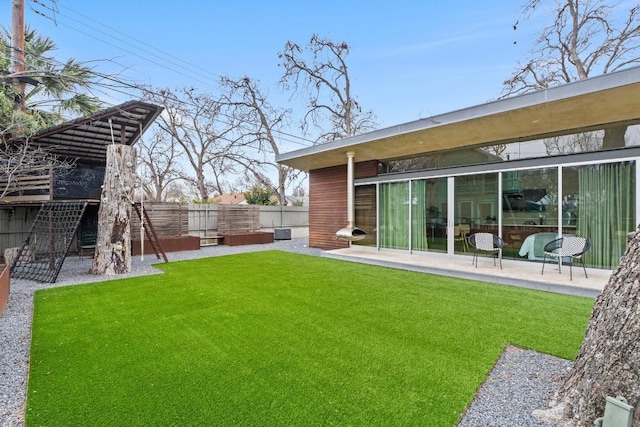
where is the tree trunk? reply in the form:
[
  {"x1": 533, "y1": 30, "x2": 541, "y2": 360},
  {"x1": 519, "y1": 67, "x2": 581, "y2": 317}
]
[
  {"x1": 89, "y1": 145, "x2": 136, "y2": 276},
  {"x1": 602, "y1": 125, "x2": 627, "y2": 150},
  {"x1": 535, "y1": 230, "x2": 640, "y2": 426}
]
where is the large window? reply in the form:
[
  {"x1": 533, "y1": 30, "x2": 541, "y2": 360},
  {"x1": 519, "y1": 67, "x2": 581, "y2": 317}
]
[
  {"x1": 379, "y1": 182, "x2": 409, "y2": 250},
  {"x1": 353, "y1": 185, "x2": 377, "y2": 247},
  {"x1": 502, "y1": 168, "x2": 559, "y2": 260},
  {"x1": 411, "y1": 178, "x2": 447, "y2": 253},
  {"x1": 563, "y1": 161, "x2": 636, "y2": 268},
  {"x1": 454, "y1": 173, "x2": 498, "y2": 255},
  {"x1": 370, "y1": 156, "x2": 636, "y2": 270},
  {"x1": 378, "y1": 124, "x2": 640, "y2": 175}
]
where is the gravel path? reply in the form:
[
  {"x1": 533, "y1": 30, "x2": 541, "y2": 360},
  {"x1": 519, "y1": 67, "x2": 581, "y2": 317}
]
[
  {"x1": 0, "y1": 238, "x2": 569, "y2": 426},
  {"x1": 457, "y1": 345, "x2": 572, "y2": 426}
]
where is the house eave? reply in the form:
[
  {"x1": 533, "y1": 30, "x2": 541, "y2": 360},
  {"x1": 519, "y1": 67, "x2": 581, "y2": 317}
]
[{"x1": 276, "y1": 67, "x2": 640, "y2": 172}]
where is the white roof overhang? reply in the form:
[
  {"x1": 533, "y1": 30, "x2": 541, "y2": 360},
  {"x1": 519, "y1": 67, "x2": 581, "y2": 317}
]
[{"x1": 276, "y1": 67, "x2": 640, "y2": 171}]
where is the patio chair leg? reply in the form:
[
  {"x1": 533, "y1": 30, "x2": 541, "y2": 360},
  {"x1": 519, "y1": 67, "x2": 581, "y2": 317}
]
[
  {"x1": 582, "y1": 258, "x2": 588, "y2": 279},
  {"x1": 558, "y1": 257, "x2": 562, "y2": 274},
  {"x1": 541, "y1": 255, "x2": 547, "y2": 275},
  {"x1": 569, "y1": 260, "x2": 573, "y2": 281}
]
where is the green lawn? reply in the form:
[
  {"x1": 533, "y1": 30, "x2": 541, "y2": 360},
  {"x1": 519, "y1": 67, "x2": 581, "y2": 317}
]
[{"x1": 26, "y1": 251, "x2": 593, "y2": 426}]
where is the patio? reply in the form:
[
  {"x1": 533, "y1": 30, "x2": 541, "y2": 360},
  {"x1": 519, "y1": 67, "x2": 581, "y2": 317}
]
[{"x1": 323, "y1": 246, "x2": 610, "y2": 298}]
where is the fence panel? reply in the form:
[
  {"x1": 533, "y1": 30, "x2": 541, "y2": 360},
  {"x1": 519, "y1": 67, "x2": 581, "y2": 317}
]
[
  {"x1": 1, "y1": 203, "x2": 309, "y2": 260},
  {"x1": 258, "y1": 206, "x2": 309, "y2": 228},
  {"x1": 187, "y1": 204, "x2": 308, "y2": 236},
  {"x1": 187, "y1": 204, "x2": 220, "y2": 237},
  {"x1": 131, "y1": 202, "x2": 188, "y2": 238},
  {"x1": 0, "y1": 207, "x2": 40, "y2": 260}
]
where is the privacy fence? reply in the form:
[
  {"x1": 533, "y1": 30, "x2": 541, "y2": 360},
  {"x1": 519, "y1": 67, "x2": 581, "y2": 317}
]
[
  {"x1": 187, "y1": 204, "x2": 309, "y2": 236},
  {"x1": 0, "y1": 203, "x2": 309, "y2": 260}
]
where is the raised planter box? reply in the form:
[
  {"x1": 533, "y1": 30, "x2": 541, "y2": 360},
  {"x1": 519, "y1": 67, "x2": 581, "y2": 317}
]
[
  {"x1": 0, "y1": 264, "x2": 9, "y2": 317},
  {"x1": 221, "y1": 232, "x2": 274, "y2": 246},
  {"x1": 132, "y1": 235, "x2": 200, "y2": 255}
]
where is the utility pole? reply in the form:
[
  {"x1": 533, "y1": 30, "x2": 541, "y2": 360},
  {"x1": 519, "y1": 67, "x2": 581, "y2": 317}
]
[{"x1": 11, "y1": 0, "x2": 25, "y2": 111}]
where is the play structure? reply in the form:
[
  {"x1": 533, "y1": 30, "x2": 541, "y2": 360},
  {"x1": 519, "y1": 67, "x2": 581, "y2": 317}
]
[{"x1": 1, "y1": 100, "x2": 164, "y2": 283}]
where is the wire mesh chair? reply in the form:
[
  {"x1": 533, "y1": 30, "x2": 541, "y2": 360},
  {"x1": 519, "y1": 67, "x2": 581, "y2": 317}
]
[
  {"x1": 468, "y1": 232, "x2": 505, "y2": 269},
  {"x1": 541, "y1": 236, "x2": 591, "y2": 280}
]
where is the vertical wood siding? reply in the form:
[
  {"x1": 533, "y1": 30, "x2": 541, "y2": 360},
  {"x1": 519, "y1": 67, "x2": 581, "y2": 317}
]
[{"x1": 309, "y1": 160, "x2": 378, "y2": 250}]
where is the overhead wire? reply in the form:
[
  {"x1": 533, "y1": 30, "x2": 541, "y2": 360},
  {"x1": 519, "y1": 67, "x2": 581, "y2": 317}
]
[
  {"x1": 1, "y1": 0, "x2": 316, "y2": 147},
  {"x1": 50, "y1": 1, "x2": 222, "y2": 86},
  {"x1": 0, "y1": 35, "x2": 315, "y2": 149}
]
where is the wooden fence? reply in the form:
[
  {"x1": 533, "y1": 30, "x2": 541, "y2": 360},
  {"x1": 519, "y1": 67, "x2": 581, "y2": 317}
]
[
  {"x1": 0, "y1": 203, "x2": 309, "y2": 261},
  {"x1": 131, "y1": 202, "x2": 188, "y2": 238},
  {"x1": 187, "y1": 204, "x2": 309, "y2": 236}
]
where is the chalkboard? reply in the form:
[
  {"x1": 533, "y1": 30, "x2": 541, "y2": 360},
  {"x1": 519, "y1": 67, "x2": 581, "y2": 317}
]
[{"x1": 54, "y1": 162, "x2": 105, "y2": 199}]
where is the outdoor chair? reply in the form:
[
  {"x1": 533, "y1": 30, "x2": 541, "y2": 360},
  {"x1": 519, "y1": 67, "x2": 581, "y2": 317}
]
[
  {"x1": 468, "y1": 232, "x2": 505, "y2": 269},
  {"x1": 77, "y1": 231, "x2": 96, "y2": 260},
  {"x1": 541, "y1": 236, "x2": 591, "y2": 280},
  {"x1": 455, "y1": 224, "x2": 470, "y2": 252}
]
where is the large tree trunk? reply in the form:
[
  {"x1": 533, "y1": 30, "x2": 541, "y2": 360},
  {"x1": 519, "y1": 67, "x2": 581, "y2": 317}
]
[
  {"x1": 89, "y1": 145, "x2": 136, "y2": 276},
  {"x1": 535, "y1": 230, "x2": 640, "y2": 426},
  {"x1": 602, "y1": 125, "x2": 628, "y2": 150}
]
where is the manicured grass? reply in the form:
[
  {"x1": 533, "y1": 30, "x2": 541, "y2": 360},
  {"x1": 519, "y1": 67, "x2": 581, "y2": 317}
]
[{"x1": 26, "y1": 251, "x2": 593, "y2": 426}]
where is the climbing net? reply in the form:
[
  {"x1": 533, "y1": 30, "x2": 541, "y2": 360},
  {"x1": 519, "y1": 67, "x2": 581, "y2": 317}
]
[{"x1": 10, "y1": 201, "x2": 87, "y2": 283}]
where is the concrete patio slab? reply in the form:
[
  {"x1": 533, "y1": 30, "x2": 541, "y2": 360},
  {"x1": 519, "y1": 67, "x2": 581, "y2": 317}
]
[{"x1": 323, "y1": 246, "x2": 610, "y2": 298}]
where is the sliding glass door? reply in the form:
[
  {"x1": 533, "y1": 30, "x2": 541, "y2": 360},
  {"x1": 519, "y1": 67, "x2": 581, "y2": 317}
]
[
  {"x1": 453, "y1": 173, "x2": 499, "y2": 255},
  {"x1": 502, "y1": 168, "x2": 559, "y2": 261},
  {"x1": 563, "y1": 161, "x2": 635, "y2": 268},
  {"x1": 411, "y1": 178, "x2": 448, "y2": 253},
  {"x1": 379, "y1": 182, "x2": 409, "y2": 250},
  {"x1": 372, "y1": 159, "x2": 636, "y2": 269}
]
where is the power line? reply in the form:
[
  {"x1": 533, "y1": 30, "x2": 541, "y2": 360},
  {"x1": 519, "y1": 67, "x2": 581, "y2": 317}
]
[
  {"x1": 19, "y1": 2, "x2": 317, "y2": 147},
  {"x1": 0, "y1": 38, "x2": 315, "y2": 149},
  {"x1": 52, "y1": 1, "x2": 222, "y2": 86}
]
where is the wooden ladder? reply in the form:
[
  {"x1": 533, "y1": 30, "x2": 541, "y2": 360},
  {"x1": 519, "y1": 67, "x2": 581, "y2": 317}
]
[{"x1": 132, "y1": 203, "x2": 168, "y2": 262}]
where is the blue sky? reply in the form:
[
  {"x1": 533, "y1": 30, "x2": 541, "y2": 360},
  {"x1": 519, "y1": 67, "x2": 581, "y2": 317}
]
[{"x1": 1, "y1": 0, "x2": 542, "y2": 149}]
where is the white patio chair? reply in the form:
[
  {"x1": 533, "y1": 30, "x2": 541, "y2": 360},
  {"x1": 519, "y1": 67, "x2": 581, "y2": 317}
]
[
  {"x1": 541, "y1": 236, "x2": 591, "y2": 280},
  {"x1": 468, "y1": 232, "x2": 504, "y2": 269}
]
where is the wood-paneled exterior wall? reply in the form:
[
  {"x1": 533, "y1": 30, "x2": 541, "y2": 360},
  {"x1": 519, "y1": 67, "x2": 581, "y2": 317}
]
[{"x1": 309, "y1": 160, "x2": 378, "y2": 250}]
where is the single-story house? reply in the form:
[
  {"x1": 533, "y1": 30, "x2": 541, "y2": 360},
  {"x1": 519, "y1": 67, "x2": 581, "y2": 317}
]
[
  {"x1": 276, "y1": 66, "x2": 640, "y2": 271},
  {"x1": 211, "y1": 193, "x2": 247, "y2": 205}
]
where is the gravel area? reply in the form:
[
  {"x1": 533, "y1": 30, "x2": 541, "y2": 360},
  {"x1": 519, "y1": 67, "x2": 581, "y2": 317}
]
[
  {"x1": 0, "y1": 238, "x2": 569, "y2": 426},
  {"x1": 458, "y1": 345, "x2": 573, "y2": 427}
]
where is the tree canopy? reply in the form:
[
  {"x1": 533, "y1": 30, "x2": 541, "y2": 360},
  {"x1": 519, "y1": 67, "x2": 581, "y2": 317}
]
[
  {"x1": 503, "y1": 0, "x2": 640, "y2": 96},
  {"x1": 0, "y1": 26, "x2": 102, "y2": 136}
]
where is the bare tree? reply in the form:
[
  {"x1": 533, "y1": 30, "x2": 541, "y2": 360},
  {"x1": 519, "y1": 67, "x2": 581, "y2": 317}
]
[
  {"x1": 143, "y1": 87, "x2": 243, "y2": 202},
  {"x1": 544, "y1": 130, "x2": 603, "y2": 155},
  {"x1": 279, "y1": 34, "x2": 377, "y2": 144},
  {"x1": 504, "y1": 0, "x2": 640, "y2": 148},
  {"x1": 0, "y1": 138, "x2": 73, "y2": 201},
  {"x1": 136, "y1": 128, "x2": 184, "y2": 202},
  {"x1": 505, "y1": 0, "x2": 640, "y2": 94},
  {"x1": 220, "y1": 76, "x2": 301, "y2": 205}
]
